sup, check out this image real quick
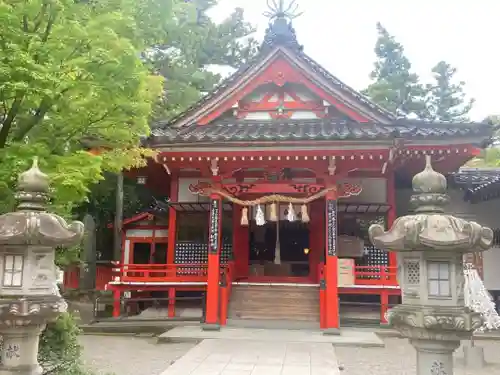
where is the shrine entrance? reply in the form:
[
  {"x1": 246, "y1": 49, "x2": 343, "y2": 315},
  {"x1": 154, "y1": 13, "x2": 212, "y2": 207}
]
[{"x1": 248, "y1": 220, "x2": 310, "y2": 280}]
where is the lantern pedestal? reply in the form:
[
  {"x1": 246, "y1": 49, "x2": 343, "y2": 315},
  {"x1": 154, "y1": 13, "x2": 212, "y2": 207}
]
[
  {"x1": 0, "y1": 325, "x2": 45, "y2": 375},
  {"x1": 463, "y1": 343, "x2": 486, "y2": 369},
  {"x1": 411, "y1": 339, "x2": 459, "y2": 375}
]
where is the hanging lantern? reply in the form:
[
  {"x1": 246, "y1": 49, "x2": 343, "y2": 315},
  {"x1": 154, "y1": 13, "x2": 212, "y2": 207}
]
[
  {"x1": 300, "y1": 204, "x2": 310, "y2": 223},
  {"x1": 240, "y1": 207, "x2": 249, "y2": 226},
  {"x1": 255, "y1": 204, "x2": 266, "y2": 226},
  {"x1": 286, "y1": 202, "x2": 296, "y2": 222},
  {"x1": 269, "y1": 202, "x2": 278, "y2": 222}
]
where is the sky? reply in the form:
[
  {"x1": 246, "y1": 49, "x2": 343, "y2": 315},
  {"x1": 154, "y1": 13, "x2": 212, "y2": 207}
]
[{"x1": 209, "y1": 0, "x2": 498, "y2": 120}]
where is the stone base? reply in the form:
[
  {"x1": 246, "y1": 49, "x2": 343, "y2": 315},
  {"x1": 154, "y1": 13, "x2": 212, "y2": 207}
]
[
  {"x1": 463, "y1": 344, "x2": 485, "y2": 369},
  {"x1": 0, "y1": 364, "x2": 43, "y2": 375},
  {"x1": 323, "y1": 328, "x2": 341, "y2": 336},
  {"x1": 201, "y1": 323, "x2": 221, "y2": 331}
]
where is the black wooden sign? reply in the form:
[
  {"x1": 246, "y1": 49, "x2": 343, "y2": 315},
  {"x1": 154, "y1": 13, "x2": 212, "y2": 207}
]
[
  {"x1": 327, "y1": 200, "x2": 337, "y2": 256},
  {"x1": 209, "y1": 199, "x2": 220, "y2": 254}
]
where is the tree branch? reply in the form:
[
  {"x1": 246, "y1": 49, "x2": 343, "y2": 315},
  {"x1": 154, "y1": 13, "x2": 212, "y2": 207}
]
[
  {"x1": 0, "y1": 91, "x2": 25, "y2": 148},
  {"x1": 12, "y1": 96, "x2": 52, "y2": 141},
  {"x1": 33, "y1": 2, "x2": 49, "y2": 33},
  {"x1": 41, "y1": 10, "x2": 57, "y2": 43}
]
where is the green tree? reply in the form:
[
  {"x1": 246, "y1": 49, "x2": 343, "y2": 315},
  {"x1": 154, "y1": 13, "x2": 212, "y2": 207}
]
[
  {"x1": 78, "y1": 0, "x2": 258, "y2": 251},
  {"x1": 363, "y1": 22, "x2": 427, "y2": 118},
  {"x1": 422, "y1": 61, "x2": 474, "y2": 122},
  {"x1": 147, "y1": 0, "x2": 258, "y2": 119},
  {"x1": 0, "y1": 0, "x2": 188, "y2": 215}
]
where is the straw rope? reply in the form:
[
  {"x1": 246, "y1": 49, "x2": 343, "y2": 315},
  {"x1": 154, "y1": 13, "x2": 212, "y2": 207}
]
[{"x1": 200, "y1": 186, "x2": 337, "y2": 206}]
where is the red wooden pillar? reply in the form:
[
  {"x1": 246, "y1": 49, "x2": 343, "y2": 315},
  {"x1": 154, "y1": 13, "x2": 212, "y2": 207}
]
[
  {"x1": 324, "y1": 192, "x2": 340, "y2": 335},
  {"x1": 233, "y1": 205, "x2": 249, "y2": 278},
  {"x1": 386, "y1": 172, "x2": 397, "y2": 282},
  {"x1": 203, "y1": 194, "x2": 222, "y2": 330},
  {"x1": 167, "y1": 174, "x2": 179, "y2": 264},
  {"x1": 168, "y1": 288, "x2": 176, "y2": 318},
  {"x1": 112, "y1": 289, "x2": 121, "y2": 318},
  {"x1": 381, "y1": 172, "x2": 397, "y2": 324},
  {"x1": 310, "y1": 201, "x2": 325, "y2": 283}
]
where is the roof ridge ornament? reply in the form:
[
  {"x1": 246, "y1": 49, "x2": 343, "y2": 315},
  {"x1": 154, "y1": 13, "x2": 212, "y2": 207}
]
[
  {"x1": 263, "y1": 0, "x2": 303, "y2": 21},
  {"x1": 261, "y1": 0, "x2": 303, "y2": 53}
]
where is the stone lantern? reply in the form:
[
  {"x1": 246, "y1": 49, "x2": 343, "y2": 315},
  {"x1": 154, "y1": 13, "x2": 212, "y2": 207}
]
[
  {"x1": 369, "y1": 155, "x2": 493, "y2": 375},
  {"x1": 0, "y1": 159, "x2": 84, "y2": 375}
]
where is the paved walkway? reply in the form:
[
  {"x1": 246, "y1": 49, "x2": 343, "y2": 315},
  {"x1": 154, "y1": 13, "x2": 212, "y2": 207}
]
[
  {"x1": 160, "y1": 338, "x2": 340, "y2": 375},
  {"x1": 159, "y1": 326, "x2": 384, "y2": 347}
]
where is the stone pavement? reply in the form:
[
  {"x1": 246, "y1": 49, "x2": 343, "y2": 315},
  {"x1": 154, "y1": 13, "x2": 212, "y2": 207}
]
[
  {"x1": 159, "y1": 326, "x2": 384, "y2": 347},
  {"x1": 160, "y1": 338, "x2": 340, "y2": 375}
]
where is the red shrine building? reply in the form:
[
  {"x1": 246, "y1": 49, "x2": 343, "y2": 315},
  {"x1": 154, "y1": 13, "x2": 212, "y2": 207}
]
[{"x1": 99, "y1": 9, "x2": 492, "y2": 331}]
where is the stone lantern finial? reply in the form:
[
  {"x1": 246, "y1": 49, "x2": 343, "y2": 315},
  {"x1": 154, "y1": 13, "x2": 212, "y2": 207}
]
[
  {"x1": 15, "y1": 157, "x2": 50, "y2": 211},
  {"x1": 410, "y1": 155, "x2": 449, "y2": 213}
]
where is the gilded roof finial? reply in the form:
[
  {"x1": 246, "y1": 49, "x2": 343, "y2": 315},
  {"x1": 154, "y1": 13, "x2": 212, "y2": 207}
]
[
  {"x1": 262, "y1": 0, "x2": 303, "y2": 52},
  {"x1": 263, "y1": 0, "x2": 303, "y2": 21}
]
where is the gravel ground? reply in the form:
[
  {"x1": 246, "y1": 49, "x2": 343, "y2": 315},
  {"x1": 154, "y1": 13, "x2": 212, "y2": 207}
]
[
  {"x1": 79, "y1": 335, "x2": 195, "y2": 375},
  {"x1": 336, "y1": 337, "x2": 500, "y2": 375},
  {"x1": 80, "y1": 334, "x2": 500, "y2": 375}
]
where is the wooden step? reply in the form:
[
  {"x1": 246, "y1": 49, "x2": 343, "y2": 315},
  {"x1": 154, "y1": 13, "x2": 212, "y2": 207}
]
[{"x1": 228, "y1": 285, "x2": 320, "y2": 322}]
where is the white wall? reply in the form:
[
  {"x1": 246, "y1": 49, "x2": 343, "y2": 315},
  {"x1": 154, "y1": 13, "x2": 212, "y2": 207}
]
[{"x1": 396, "y1": 188, "x2": 500, "y2": 291}]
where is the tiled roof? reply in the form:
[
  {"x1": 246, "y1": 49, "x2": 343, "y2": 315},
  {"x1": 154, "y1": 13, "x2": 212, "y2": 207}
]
[
  {"x1": 451, "y1": 168, "x2": 500, "y2": 185},
  {"x1": 450, "y1": 168, "x2": 500, "y2": 203},
  {"x1": 150, "y1": 119, "x2": 492, "y2": 145},
  {"x1": 156, "y1": 17, "x2": 394, "y2": 130}
]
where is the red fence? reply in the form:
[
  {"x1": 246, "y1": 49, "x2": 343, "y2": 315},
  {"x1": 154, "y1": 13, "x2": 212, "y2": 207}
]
[{"x1": 63, "y1": 263, "x2": 115, "y2": 290}]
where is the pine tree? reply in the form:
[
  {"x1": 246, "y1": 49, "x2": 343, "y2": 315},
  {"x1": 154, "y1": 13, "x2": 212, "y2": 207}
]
[
  {"x1": 363, "y1": 23, "x2": 427, "y2": 119},
  {"x1": 423, "y1": 61, "x2": 474, "y2": 122}
]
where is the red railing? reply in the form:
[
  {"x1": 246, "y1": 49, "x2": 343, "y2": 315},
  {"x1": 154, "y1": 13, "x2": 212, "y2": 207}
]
[
  {"x1": 354, "y1": 265, "x2": 398, "y2": 286},
  {"x1": 118, "y1": 263, "x2": 209, "y2": 283}
]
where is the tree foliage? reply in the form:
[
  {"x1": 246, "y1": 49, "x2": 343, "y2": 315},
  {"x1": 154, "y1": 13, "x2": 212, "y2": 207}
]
[
  {"x1": 78, "y1": 0, "x2": 257, "y2": 246},
  {"x1": 145, "y1": 0, "x2": 258, "y2": 119},
  {"x1": 363, "y1": 23, "x2": 427, "y2": 118},
  {"x1": 422, "y1": 61, "x2": 474, "y2": 122},
  {"x1": 0, "y1": 0, "x2": 181, "y2": 215},
  {"x1": 364, "y1": 23, "x2": 474, "y2": 122}
]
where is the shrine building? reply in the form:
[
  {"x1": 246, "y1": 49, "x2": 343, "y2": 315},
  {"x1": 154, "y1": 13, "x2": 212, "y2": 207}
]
[{"x1": 99, "y1": 4, "x2": 493, "y2": 331}]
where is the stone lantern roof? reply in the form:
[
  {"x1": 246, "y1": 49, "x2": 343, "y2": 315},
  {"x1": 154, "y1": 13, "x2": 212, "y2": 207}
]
[
  {"x1": 0, "y1": 158, "x2": 84, "y2": 247},
  {"x1": 369, "y1": 155, "x2": 493, "y2": 253}
]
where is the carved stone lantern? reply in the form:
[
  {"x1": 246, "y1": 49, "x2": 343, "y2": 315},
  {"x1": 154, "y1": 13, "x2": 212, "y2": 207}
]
[
  {"x1": 0, "y1": 159, "x2": 84, "y2": 374},
  {"x1": 369, "y1": 155, "x2": 493, "y2": 375}
]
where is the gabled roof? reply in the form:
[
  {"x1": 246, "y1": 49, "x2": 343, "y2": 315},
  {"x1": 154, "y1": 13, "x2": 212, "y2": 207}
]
[
  {"x1": 151, "y1": 13, "x2": 395, "y2": 132},
  {"x1": 147, "y1": 10, "x2": 492, "y2": 149}
]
